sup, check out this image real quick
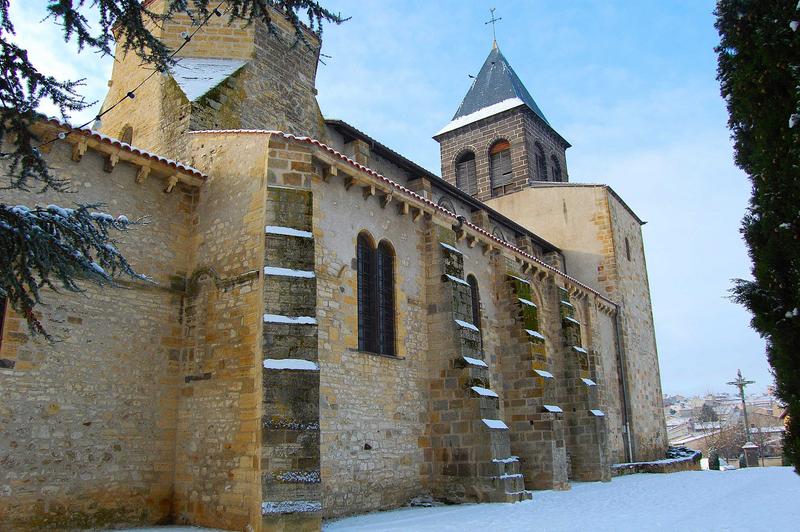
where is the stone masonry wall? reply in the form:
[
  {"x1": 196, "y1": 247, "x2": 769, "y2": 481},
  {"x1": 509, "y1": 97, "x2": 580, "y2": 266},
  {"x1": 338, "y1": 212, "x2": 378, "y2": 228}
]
[
  {"x1": 0, "y1": 142, "x2": 192, "y2": 529},
  {"x1": 607, "y1": 195, "x2": 668, "y2": 460}
]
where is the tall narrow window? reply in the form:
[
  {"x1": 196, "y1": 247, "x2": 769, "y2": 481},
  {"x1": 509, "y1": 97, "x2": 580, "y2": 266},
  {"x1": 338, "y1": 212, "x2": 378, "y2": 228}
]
[
  {"x1": 535, "y1": 143, "x2": 547, "y2": 181},
  {"x1": 357, "y1": 232, "x2": 377, "y2": 353},
  {"x1": 625, "y1": 237, "x2": 631, "y2": 261},
  {"x1": 455, "y1": 151, "x2": 477, "y2": 196},
  {"x1": 376, "y1": 241, "x2": 395, "y2": 356},
  {"x1": 467, "y1": 275, "x2": 481, "y2": 330},
  {"x1": 489, "y1": 140, "x2": 512, "y2": 196},
  {"x1": 551, "y1": 156, "x2": 562, "y2": 182},
  {"x1": 356, "y1": 233, "x2": 396, "y2": 356},
  {"x1": 0, "y1": 296, "x2": 6, "y2": 351}
]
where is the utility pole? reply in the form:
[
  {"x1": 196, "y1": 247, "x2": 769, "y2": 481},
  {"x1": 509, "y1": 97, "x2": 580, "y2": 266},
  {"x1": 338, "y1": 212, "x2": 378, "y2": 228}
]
[{"x1": 727, "y1": 369, "x2": 755, "y2": 441}]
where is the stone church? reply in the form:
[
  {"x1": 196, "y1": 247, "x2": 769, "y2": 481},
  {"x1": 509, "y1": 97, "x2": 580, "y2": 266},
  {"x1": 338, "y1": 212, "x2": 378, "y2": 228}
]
[{"x1": 0, "y1": 4, "x2": 667, "y2": 531}]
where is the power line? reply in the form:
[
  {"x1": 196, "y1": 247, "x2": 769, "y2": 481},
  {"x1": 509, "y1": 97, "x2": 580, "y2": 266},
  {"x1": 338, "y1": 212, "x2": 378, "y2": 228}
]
[{"x1": 45, "y1": 2, "x2": 226, "y2": 146}]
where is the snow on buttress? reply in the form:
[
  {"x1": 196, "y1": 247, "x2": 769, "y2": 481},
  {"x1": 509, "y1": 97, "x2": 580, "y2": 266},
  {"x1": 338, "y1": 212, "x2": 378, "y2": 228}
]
[
  {"x1": 525, "y1": 329, "x2": 545, "y2": 341},
  {"x1": 265, "y1": 225, "x2": 313, "y2": 238},
  {"x1": 444, "y1": 274, "x2": 470, "y2": 286},
  {"x1": 470, "y1": 386, "x2": 499, "y2": 398},
  {"x1": 534, "y1": 369, "x2": 554, "y2": 379},
  {"x1": 263, "y1": 359, "x2": 319, "y2": 371},
  {"x1": 572, "y1": 346, "x2": 588, "y2": 354},
  {"x1": 581, "y1": 378, "x2": 597, "y2": 386},
  {"x1": 263, "y1": 314, "x2": 317, "y2": 325},
  {"x1": 481, "y1": 418, "x2": 509, "y2": 430},
  {"x1": 436, "y1": 97, "x2": 525, "y2": 136},
  {"x1": 454, "y1": 319, "x2": 479, "y2": 332},
  {"x1": 462, "y1": 356, "x2": 488, "y2": 368},
  {"x1": 264, "y1": 266, "x2": 315, "y2": 278},
  {"x1": 440, "y1": 242, "x2": 462, "y2": 254},
  {"x1": 542, "y1": 404, "x2": 563, "y2": 413},
  {"x1": 169, "y1": 57, "x2": 247, "y2": 102},
  {"x1": 518, "y1": 297, "x2": 536, "y2": 307}
]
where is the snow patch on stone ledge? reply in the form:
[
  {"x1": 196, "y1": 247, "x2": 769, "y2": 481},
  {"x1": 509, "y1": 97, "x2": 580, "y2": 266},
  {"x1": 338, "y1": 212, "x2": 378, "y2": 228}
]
[
  {"x1": 265, "y1": 225, "x2": 313, "y2": 238},
  {"x1": 525, "y1": 329, "x2": 545, "y2": 341},
  {"x1": 263, "y1": 359, "x2": 319, "y2": 371},
  {"x1": 492, "y1": 456, "x2": 519, "y2": 464},
  {"x1": 436, "y1": 97, "x2": 525, "y2": 136},
  {"x1": 455, "y1": 319, "x2": 480, "y2": 332},
  {"x1": 263, "y1": 314, "x2": 317, "y2": 325},
  {"x1": 264, "y1": 266, "x2": 315, "y2": 278},
  {"x1": 543, "y1": 405, "x2": 563, "y2": 413},
  {"x1": 470, "y1": 386, "x2": 499, "y2": 398},
  {"x1": 462, "y1": 356, "x2": 488, "y2": 368},
  {"x1": 482, "y1": 418, "x2": 509, "y2": 430},
  {"x1": 534, "y1": 369, "x2": 554, "y2": 379},
  {"x1": 440, "y1": 242, "x2": 462, "y2": 254},
  {"x1": 582, "y1": 378, "x2": 597, "y2": 386},
  {"x1": 589, "y1": 409, "x2": 605, "y2": 417},
  {"x1": 572, "y1": 346, "x2": 588, "y2": 354},
  {"x1": 518, "y1": 297, "x2": 537, "y2": 307},
  {"x1": 444, "y1": 274, "x2": 470, "y2": 286},
  {"x1": 564, "y1": 316, "x2": 581, "y2": 326},
  {"x1": 508, "y1": 274, "x2": 530, "y2": 285},
  {"x1": 261, "y1": 500, "x2": 321, "y2": 515}
]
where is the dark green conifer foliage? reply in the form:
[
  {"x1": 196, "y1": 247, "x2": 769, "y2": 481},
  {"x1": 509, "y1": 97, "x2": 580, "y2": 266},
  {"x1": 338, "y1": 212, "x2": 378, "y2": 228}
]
[
  {"x1": 715, "y1": 0, "x2": 800, "y2": 472},
  {"x1": 0, "y1": 1, "x2": 343, "y2": 334}
]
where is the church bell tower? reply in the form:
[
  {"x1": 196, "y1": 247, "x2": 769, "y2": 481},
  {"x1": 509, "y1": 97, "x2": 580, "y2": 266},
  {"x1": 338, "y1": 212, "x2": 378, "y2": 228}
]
[{"x1": 433, "y1": 43, "x2": 570, "y2": 202}]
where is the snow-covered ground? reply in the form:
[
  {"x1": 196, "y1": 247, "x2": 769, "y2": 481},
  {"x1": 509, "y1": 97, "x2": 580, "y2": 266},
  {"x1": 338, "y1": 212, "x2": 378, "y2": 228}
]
[{"x1": 325, "y1": 467, "x2": 800, "y2": 532}]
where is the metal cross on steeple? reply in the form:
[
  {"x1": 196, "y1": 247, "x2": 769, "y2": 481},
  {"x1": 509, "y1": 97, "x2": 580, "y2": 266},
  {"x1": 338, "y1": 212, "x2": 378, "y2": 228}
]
[
  {"x1": 485, "y1": 8, "x2": 502, "y2": 47},
  {"x1": 727, "y1": 369, "x2": 755, "y2": 439}
]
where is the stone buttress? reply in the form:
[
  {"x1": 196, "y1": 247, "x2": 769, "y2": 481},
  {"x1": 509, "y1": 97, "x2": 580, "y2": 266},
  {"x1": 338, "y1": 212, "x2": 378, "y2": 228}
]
[
  {"x1": 558, "y1": 288, "x2": 610, "y2": 481},
  {"x1": 424, "y1": 223, "x2": 531, "y2": 503},
  {"x1": 496, "y1": 267, "x2": 569, "y2": 490},
  {"x1": 260, "y1": 186, "x2": 322, "y2": 531}
]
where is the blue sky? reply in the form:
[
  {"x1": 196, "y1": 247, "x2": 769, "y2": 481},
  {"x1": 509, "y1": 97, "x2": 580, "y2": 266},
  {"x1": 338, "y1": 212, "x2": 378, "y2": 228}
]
[{"x1": 10, "y1": 0, "x2": 770, "y2": 395}]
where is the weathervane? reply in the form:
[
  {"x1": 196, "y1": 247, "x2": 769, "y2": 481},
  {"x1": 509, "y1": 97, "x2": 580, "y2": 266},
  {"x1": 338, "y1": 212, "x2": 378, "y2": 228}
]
[{"x1": 485, "y1": 8, "x2": 502, "y2": 46}]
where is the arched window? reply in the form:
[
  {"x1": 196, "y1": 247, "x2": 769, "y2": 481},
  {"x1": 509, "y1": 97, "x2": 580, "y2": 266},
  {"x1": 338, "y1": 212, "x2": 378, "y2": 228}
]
[
  {"x1": 357, "y1": 232, "x2": 377, "y2": 353},
  {"x1": 356, "y1": 232, "x2": 396, "y2": 356},
  {"x1": 376, "y1": 241, "x2": 395, "y2": 356},
  {"x1": 467, "y1": 274, "x2": 482, "y2": 351},
  {"x1": 534, "y1": 143, "x2": 547, "y2": 182},
  {"x1": 455, "y1": 151, "x2": 477, "y2": 196},
  {"x1": 466, "y1": 275, "x2": 481, "y2": 330},
  {"x1": 489, "y1": 140, "x2": 512, "y2": 196},
  {"x1": 551, "y1": 155, "x2": 562, "y2": 182},
  {"x1": 437, "y1": 196, "x2": 456, "y2": 213},
  {"x1": 119, "y1": 125, "x2": 133, "y2": 145}
]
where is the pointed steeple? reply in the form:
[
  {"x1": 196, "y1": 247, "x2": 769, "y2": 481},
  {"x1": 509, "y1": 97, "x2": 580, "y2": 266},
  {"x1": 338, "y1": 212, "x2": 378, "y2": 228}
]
[{"x1": 436, "y1": 45, "x2": 548, "y2": 136}]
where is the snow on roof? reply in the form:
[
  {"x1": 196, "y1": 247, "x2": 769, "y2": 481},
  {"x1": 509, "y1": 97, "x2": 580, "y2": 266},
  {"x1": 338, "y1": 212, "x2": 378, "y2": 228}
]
[
  {"x1": 435, "y1": 97, "x2": 525, "y2": 136},
  {"x1": 43, "y1": 117, "x2": 207, "y2": 180},
  {"x1": 482, "y1": 418, "x2": 509, "y2": 430},
  {"x1": 169, "y1": 57, "x2": 247, "y2": 102}
]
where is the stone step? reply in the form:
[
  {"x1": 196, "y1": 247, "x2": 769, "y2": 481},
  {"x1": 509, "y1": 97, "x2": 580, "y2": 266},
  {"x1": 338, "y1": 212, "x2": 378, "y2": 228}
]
[{"x1": 504, "y1": 490, "x2": 534, "y2": 502}]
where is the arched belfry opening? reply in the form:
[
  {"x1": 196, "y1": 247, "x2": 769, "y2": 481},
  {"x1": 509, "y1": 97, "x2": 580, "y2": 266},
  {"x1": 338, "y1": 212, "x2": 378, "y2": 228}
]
[{"x1": 433, "y1": 43, "x2": 571, "y2": 201}]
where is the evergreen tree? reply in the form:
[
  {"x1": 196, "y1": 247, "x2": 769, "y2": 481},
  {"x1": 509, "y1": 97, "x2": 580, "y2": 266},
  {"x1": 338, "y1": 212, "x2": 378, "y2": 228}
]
[
  {"x1": 699, "y1": 403, "x2": 719, "y2": 422},
  {"x1": 715, "y1": 0, "x2": 800, "y2": 472},
  {"x1": 0, "y1": 1, "x2": 343, "y2": 335}
]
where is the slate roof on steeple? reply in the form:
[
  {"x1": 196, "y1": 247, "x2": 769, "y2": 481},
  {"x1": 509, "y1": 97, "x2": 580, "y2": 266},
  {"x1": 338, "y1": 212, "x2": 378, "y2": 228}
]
[{"x1": 435, "y1": 44, "x2": 549, "y2": 136}]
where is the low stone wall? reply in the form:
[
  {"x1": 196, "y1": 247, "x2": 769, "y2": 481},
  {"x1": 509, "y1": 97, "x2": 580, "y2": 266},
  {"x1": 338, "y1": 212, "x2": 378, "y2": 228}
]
[{"x1": 611, "y1": 451, "x2": 701, "y2": 476}]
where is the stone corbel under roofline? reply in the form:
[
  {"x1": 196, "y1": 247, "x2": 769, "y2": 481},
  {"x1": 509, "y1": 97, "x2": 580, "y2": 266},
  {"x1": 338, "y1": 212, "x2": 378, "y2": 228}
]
[
  {"x1": 187, "y1": 128, "x2": 619, "y2": 314},
  {"x1": 33, "y1": 119, "x2": 208, "y2": 191}
]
